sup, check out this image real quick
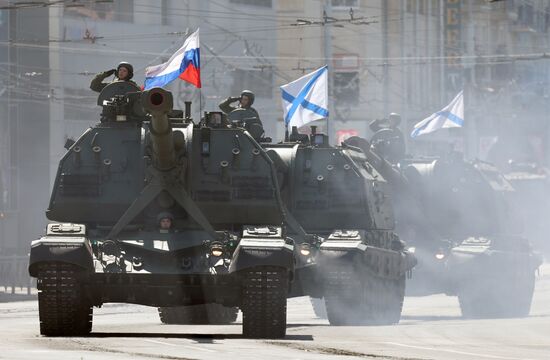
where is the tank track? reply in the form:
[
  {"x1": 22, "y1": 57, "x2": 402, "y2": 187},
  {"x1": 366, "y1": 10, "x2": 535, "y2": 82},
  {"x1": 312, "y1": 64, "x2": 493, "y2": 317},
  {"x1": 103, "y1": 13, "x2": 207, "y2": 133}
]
[
  {"x1": 458, "y1": 268, "x2": 535, "y2": 319},
  {"x1": 37, "y1": 263, "x2": 92, "y2": 336},
  {"x1": 241, "y1": 266, "x2": 288, "y2": 339},
  {"x1": 158, "y1": 304, "x2": 238, "y2": 325},
  {"x1": 324, "y1": 266, "x2": 404, "y2": 326}
]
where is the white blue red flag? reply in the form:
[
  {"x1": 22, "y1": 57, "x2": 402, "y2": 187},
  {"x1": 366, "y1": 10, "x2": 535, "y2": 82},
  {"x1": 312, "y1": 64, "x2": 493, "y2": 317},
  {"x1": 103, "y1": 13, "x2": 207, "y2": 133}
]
[
  {"x1": 144, "y1": 29, "x2": 201, "y2": 90},
  {"x1": 281, "y1": 66, "x2": 328, "y2": 130},
  {"x1": 411, "y1": 90, "x2": 464, "y2": 138}
]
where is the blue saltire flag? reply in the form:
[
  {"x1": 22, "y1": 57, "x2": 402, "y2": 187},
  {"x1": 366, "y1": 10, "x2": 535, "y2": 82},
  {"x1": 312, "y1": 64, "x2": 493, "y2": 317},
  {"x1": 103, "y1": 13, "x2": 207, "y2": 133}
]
[
  {"x1": 281, "y1": 66, "x2": 328, "y2": 130},
  {"x1": 411, "y1": 90, "x2": 464, "y2": 138}
]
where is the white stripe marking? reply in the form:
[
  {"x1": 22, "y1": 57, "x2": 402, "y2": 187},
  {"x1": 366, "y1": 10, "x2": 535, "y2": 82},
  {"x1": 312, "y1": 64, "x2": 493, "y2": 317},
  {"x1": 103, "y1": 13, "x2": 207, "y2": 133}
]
[
  {"x1": 143, "y1": 339, "x2": 216, "y2": 353},
  {"x1": 143, "y1": 339, "x2": 177, "y2": 347},
  {"x1": 381, "y1": 342, "x2": 536, "y2": 360}
]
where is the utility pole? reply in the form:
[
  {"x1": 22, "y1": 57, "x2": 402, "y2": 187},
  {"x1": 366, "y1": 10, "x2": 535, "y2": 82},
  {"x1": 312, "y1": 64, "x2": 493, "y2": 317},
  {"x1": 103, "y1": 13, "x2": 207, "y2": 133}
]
[
  {"x1": 49, "y1": 5, "x2": 64, "y2": 188},
  {"x1": 399, "y1": 0, "x2": 407, "y2": 149},
  {"x1": 323, "y1": 0, "x2": 333, "y2": 144},
  {"x1": 382, "y1": 0, "x2": 389, "y2": 117},
  {"x1": 465, "y1": 1, "x2": 477, "y2": 160}
]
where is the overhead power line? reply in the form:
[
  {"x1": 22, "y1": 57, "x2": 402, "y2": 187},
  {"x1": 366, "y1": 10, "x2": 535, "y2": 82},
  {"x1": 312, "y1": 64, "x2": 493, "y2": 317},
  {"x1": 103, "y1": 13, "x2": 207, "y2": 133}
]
[
  {"x1": 0, "y1": 0, "x2": 113, "y2": 10},
  {"x1": 292, "y1": 8, "x2": 378, "y2": 27}
]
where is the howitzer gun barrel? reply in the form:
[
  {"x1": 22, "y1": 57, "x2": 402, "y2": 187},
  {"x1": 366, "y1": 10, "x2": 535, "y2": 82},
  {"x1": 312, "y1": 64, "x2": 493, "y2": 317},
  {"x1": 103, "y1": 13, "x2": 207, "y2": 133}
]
[
  {"x1": 142, "y1": 88, "x2": 176, "y2": 170},
  {"x1": 344, "y1": 137, "x2": 409, "y2": 188}
]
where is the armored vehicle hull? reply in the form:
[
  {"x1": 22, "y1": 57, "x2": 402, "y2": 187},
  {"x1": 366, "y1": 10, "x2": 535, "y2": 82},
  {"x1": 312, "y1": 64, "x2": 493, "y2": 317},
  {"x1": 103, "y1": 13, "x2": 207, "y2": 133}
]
[
  {"x1": 264, "y1": 132, "x2": 416, "y2": 325},
  {"x1": 504, "y1": 166, "x2": 550, "y2": 256},
  {"x1": 29, "y1": 86, "x2": 294, "y2": 339}
]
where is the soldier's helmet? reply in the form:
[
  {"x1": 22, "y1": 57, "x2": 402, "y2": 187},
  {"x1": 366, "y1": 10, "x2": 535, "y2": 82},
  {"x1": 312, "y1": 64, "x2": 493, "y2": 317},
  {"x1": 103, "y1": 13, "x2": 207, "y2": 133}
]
[
  {"x1": 156, "y1": 211, "x2": 174, "y2": 224},
  {"x1": 240, "y1": 90, "x2": 255, "y2": 106},
  {"x1": 117, "y1": 61, "x2": 134, "y2": 80},
  {"x1": 388, "y1": 112, "x2": 402, "y2": 127}
]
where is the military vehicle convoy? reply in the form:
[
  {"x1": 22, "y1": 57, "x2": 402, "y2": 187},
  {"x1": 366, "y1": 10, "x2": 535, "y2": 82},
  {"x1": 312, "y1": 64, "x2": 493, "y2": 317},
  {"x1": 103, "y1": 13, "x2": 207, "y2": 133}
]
[
  {"x1": 345, "y1": 136, "x2": 542, "y2": 318},
  {"x1": 28, "y1": 84, "x2": 416, "y2": 338}
]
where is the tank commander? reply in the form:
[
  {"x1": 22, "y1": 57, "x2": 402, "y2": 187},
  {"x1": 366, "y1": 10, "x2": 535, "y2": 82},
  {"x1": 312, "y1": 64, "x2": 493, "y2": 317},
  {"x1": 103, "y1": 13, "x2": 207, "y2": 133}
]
[
  {"x1": 219, "y1": 90, "x2": 264, "y2": 140},
  {"x1": 90, "y1": 61, "x2": 138, "y2": 93},
  {"x1": 369, "y1": 112, "x2": 406, "y2": 163},
  {"x1": 157, "y1": 211, "x2": 174, "y2": 233}
]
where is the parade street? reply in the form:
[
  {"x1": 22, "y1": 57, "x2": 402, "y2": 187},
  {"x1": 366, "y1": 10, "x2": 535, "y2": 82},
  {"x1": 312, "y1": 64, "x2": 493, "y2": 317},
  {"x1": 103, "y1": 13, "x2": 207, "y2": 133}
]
[{"x1": 1, "y1": 263, "x2": 549, "y2": 360}]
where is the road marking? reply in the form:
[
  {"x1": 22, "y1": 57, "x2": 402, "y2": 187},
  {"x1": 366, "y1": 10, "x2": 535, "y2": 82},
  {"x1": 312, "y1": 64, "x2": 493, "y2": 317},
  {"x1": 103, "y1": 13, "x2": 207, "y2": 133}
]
[
  {"x1": 143, "y1": 339, "x2": 178, "y2": 347},
  {"x1": 180, "y1": 344, "x2": 217, "y2": 353},
  {"x1": 381, "y1": 342, "x2": 537, "y2": 360},
  {"x1": 143, "y1": 339, "x2": 216, "y2": 353}
]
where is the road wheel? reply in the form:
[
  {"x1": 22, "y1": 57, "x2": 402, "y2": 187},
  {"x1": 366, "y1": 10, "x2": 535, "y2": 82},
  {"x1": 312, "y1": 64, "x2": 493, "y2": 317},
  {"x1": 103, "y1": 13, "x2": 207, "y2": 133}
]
[
  {"x1": 458, "y1": 270, "x2": 535, "y2": 319},
  {"x1": 381, "y1": 275, "x2": 405, "y2": 324},
  {"x1": 37, "y1": 263, "x2": 92, "y2": 336},
  {"x1": 241, "y1": 266, "x2": 288, "y2": 339},
  {"x1": 158, "y1": 304, "x2": 238, "y2": 324},
  {"x1": 324, "y1": 269, "x2": 361, "y2": 325},
  {"x1": 324, "y1": 267, "x2": 404, "y2": 326}
]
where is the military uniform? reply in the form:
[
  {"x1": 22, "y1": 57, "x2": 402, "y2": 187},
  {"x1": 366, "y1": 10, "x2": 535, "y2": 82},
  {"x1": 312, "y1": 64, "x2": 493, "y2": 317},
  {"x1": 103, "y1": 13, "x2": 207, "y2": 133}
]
[
  {"x1": 90, "y1": 62, "x2": 138, "y2": 93},
  {"x1": 218, "y1": 91, "x2": 264, "y2": 140},
  {"x1": 90, "y1": 70, "x2": 138, "y2": 93},
  {"x1": 369, "y1": 115, "x2": 406, "y2": 163},
  {"x1": 219, "y1": 96, "x2": 260, "y2": 119}
]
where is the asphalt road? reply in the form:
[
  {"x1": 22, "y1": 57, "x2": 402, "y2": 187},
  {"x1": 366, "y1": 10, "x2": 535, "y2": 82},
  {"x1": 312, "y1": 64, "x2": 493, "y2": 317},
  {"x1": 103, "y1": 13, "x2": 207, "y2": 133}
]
[{"x1": 1, "y1": 264, "x2": 549, "y2": 360}]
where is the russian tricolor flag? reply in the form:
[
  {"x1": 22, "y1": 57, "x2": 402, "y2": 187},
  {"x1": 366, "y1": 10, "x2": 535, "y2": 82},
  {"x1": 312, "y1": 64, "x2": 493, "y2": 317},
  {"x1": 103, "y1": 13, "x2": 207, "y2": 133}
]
[{"x1": 144, "y1": 29, "x2": 201, "y2": 90}]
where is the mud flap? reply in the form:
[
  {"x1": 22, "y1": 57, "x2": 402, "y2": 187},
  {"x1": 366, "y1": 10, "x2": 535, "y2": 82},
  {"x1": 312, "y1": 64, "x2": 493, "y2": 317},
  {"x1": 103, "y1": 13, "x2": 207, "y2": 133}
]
[
  {"x1": 229, "y1": 238, "x2": 294, "y2": 274},
  {"x1": 318, "y1": 229, "x2": 416, "y2": 279},
  {"x1": 228, "y1": 226, "x2": 294, "y2": 274},
  {"x1": 28, "y1": 223, "x2": 93, "y2": 277}
]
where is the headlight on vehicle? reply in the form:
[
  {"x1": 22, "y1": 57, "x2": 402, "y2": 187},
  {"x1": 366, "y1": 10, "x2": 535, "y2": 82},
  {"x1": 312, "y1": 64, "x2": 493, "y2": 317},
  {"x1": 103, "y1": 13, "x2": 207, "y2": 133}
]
[{"x1": 299, "y1": 243, "x2": 311, "y2": 256}]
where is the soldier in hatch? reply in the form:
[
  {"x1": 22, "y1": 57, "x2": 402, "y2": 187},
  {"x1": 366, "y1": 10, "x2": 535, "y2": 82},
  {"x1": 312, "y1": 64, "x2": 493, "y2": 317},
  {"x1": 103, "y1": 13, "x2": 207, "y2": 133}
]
[
  {"x1": 90, "y1": 61, "x2": 139, "y2": 93},
  {"x1": 157, "y1": 212, "x2": 174, "y2": 234},
  {"x1": 219, "y1": 90, "x2": 264, "y2": 140},
  {"x1": 369, "y1": 112, "x2": 406, "y2": 164}
]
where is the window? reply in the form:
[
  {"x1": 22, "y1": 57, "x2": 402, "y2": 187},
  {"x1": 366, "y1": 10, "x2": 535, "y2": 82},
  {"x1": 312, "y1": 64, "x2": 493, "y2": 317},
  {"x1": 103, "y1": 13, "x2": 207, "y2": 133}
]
[
  {"x1": 231, "y1": 69, "x2": 273, "y2": 98},
  {"x1": 63, "y1": 0, "x2": 133, "y2": 23},
  {"x1": 418, "y1": 0, "x2": 426, "y2": 15},
  {"x1": 229, "y1": 0, "x2": 272, "y2": 7},
  {"x1": 406, "y1": 0, "x2": 417, "y2": 14},
  {"x1": 64, "y1": 2, "x2": 115, "y2": 20},
  {"x1": 431, "y1": 0, "x2": 440, "y2": 16},
  {"x1": 331, "y1": 0, "x2": 359, "y2": 8},
  {"x1": 517, "y1": 3, "x2": 534, "y2": 28},
  {"x1": 161, "y1": 0, "x2": 169, "y2": 26},
  {"x1": 114, "y1": 0, "x2": 133, "y2": 23},
  {"x1": 334, "y1": 72, "x2": 359, "y2": 105}
]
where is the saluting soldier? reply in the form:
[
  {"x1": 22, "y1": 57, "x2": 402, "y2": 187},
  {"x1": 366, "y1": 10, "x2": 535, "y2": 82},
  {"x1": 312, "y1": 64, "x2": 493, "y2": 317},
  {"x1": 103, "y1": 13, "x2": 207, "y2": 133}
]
[
  {"x1": 90, "y1": 61, "x2": 138, "y2": 93},
  {"x1": 219, "y1": 90, "x2": 264, "y2": 140}
]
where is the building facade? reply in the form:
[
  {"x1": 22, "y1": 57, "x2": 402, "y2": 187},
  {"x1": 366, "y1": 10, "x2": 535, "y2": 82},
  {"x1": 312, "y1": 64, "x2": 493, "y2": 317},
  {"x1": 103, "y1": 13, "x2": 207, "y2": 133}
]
[{"x1": 2, "y1": 0, "x2": 550, "y2": 256}]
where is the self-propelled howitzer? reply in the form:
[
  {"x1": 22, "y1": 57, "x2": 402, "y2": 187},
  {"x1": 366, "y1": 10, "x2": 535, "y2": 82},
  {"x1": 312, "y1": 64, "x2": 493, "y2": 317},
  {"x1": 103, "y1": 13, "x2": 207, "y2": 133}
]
[
  {"x1": 344, "y1": 136, "x2": 542, "y2": 319},
  {"x1": 28, "y1": 85, "x2": 295, "y2": 339},
  {"x1": 264, "y1": 129, "x2": 416, "y2": 325}
]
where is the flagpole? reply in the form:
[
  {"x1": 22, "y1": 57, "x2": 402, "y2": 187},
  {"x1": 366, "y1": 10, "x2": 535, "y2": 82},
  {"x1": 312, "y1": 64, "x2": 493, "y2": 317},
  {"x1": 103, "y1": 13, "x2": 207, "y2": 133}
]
[
  {"x1": 199, "y1": 88, "x2": 202, "y2": 121},
  {"x1": 324, "y1": 1, "x2": 333, "y2": 144}
]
